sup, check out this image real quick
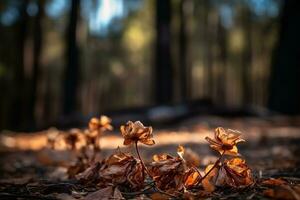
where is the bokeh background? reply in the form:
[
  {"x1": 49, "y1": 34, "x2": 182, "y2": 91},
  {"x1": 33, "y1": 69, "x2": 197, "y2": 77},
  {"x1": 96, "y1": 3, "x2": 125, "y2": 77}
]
[{"x1": 0, "y1": 0, "x2": 299, "y2": 131}]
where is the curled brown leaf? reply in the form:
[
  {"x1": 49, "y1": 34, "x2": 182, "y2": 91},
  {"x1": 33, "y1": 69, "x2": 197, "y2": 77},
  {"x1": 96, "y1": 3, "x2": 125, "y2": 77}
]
[
  {"x1": 99, "y1": 152, "x2": 144, "y2": 190},
  {"x1": 149, "y1": 154, "x2": 186, "y2": 191}
]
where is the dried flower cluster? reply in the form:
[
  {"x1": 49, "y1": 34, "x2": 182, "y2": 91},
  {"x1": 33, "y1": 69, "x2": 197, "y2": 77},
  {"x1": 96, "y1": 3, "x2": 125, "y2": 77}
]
[
  {"x1": 48, "y1": 116, "x2": 113, "y2": 177},
  {"x1": 49, "y1": 117, "x2": 254, "y2": 199}
]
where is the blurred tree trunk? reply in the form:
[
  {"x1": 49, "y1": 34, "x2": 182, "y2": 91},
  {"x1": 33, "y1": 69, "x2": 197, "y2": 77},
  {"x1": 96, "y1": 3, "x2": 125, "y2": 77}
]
[
  {"x1": 28, "y1": 0, "x2": 44, "y2": 128},
  {"x1": 179, "y1": 0, "x2": 192, "y2": 102},
  {"x1": 63, "y1": 0, "x2": 80, "y2": 115},
  {"x1": 155, "y1": 0, "x2": 173, "y2": 104},
  {"x1": 216, "y1": 13, "x2": 227, "y2": 104},
  {"x1": 203, "y1": 1, "x2": 213, "y2": 99},
  {"x1": 268, "y1": 0, "x2": 300, "y2": 114},
  {"x1": 241, "y1": 7, "x2": 252, "y2": 106},
  {"x1": 11, "y1": 0, "x2": 29, "y2": 129}
]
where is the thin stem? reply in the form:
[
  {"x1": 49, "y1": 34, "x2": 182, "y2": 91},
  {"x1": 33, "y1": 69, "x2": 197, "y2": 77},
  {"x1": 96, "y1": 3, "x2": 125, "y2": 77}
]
[
  {"x1": 200, "y1": 150, "x2": 225, "y2": 182},
  {"x1": 134, "y1": 141, "x2": 152, "y2": 177},
  {"x1": 155, "y1": 187, "x2": 178, "y2": 199},
  {"x1": 134, "y1": 141, "x2": 177, "y2": 199}
]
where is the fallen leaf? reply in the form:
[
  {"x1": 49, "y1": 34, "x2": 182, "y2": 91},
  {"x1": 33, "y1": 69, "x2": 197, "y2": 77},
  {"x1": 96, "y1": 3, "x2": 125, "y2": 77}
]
[{"x1": 84, "y1": 186, "x2": 124, "y2": 200}]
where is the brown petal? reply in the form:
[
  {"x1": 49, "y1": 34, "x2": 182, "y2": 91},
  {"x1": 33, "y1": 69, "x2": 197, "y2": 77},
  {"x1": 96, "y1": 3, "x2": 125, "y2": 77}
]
[
  {"x1": 224, "y1": 145, "x2": 239, "y2": 156},
  {"x1": 184, "y1": 168, "x2": 201, "y2": 187},
  {"x1": 120, "y1": 125, "x2": 127, "y2": 137},
  {"x1": 140, "y1": 138, "x2": 155, "y2": 145}
]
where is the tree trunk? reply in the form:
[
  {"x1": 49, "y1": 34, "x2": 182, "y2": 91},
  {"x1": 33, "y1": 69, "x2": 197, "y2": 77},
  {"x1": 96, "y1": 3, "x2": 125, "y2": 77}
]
[
  {"x1": 155, "y1": 0, "x2": 173, "y2": 104},
  {"x1": 10, "y1": 0, "x2": 29, "y2": 130},
  {"x1": 268, "y1": 0, "x2": 300, "y2": 114},
  {"x1": 179, "y1": 0, "x2": 192, "y2": 102},
  {"x1": 216, "y1": 13, "x2": 227, "y2": 104},
  {"x1": 203, "y1": 1, "x2": 213, "y2": 100},
  {"x1": 63, "y1": 0, "x2": 80, "y2": 115},
  {"x1": 29, "y1": 0, "x2": 44, "y2": 128},
  {"x1": 241, "y1": 7, "x2": 252, "y2": 106}
]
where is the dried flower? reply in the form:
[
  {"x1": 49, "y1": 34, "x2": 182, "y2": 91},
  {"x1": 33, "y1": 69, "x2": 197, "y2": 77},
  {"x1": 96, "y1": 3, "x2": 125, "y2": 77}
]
[
  {"x1": 89, "y1": 115, "x2": 113, "y2": 132},
  {"x1": 205, "y1": 127, "x2": 244, "y2": 156},
  {"x1": 222, "y1": 157, "x2": 253, "y2": 187},
  {"x1": 149, "y1": 154, "x2": 186, "y2": 191},
  {"x1": 202, "y1": 158, "x2": 253, "y2": 191},
  {"x1": 86, "y1": 116, "x2": 113, "y2": 150},
  {"x1": 99, "y1": 152, "x2": 144, "y2": 190},
  {"x1": 120, "y1": 121, "x2": 155, "y2": 146},
  {"x1": 64, "y1": 129, "x2": 86, "y2": 150}
]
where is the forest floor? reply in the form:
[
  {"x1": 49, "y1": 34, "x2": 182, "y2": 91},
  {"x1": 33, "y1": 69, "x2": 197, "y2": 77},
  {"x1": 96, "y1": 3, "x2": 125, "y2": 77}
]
[{"x1": 0, "y1": 115, "x2": 300, "y2": 199}]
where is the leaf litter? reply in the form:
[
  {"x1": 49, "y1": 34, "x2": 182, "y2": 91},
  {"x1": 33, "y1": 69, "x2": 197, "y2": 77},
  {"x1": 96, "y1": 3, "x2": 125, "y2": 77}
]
[{"x1": 0, "y1": 116, "x2": 300, "y2": 199}]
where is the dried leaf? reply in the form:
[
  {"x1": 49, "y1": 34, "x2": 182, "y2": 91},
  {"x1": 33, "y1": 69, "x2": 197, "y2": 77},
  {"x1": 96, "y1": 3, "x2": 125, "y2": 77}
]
[
  {"x1": 184, "y1": 167, "x2": 202, "y2": 188},
  {"x1": 263, "y1": 185, "x2": 300, "y2": 200},
  {"x1": 222, "y1": 158, "x2": 253, "y2": 187},
  {"x1": 202, "y1": 164, "x2": 219, "y2": 192},
  {"x1": 149, "y1": 154, "x2": 185, "y2": 191},
  {"x1": 84, "y1": 186, "x2": 124, "y2": 200},
  {"x1": 99, "y1": 152, "x2": 144, "y2": 190},
  {"x1": 67, "y1": 157, "x2": 90, "y2": 178},
  {"x1": 76, "y1": 162, "x2": 102, "y2": 183}
]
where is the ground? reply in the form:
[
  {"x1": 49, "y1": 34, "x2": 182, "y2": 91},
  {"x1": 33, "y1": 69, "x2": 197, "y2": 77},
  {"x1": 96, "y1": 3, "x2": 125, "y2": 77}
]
[{"x1": 0, "y1": 115, "x2": 300, "y2": 199}]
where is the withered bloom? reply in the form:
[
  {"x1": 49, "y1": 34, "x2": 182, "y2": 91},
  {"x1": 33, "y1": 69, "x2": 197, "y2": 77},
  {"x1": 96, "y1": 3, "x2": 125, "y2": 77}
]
[
  {"x1": 64, "y1": 130, "x2": 86, "y2": 150},
  {"x1": 89, "y1": 115, "x2": 113, "y2": 132},
  {"x1": 120, "y1": 121, "x2": 155, "y2": 146},
  {"x1": 87, "y1": 116, "x2": 113, "y2": 150},
  {"x1": 221, "y1": 158, "x2": 253, "y2": 187},
  {"x1": 202, "y1": 158, "x2": 253, "y2": 191},
  {"x1": 205, "y1": 127, "x2": 244, "y2": 156},
  {"x1": 99, "y1": 152, "x2": 144, "y2": 190},
  {"x1": 149, "y1": 154, "x2": 186, "y2": 191}
]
